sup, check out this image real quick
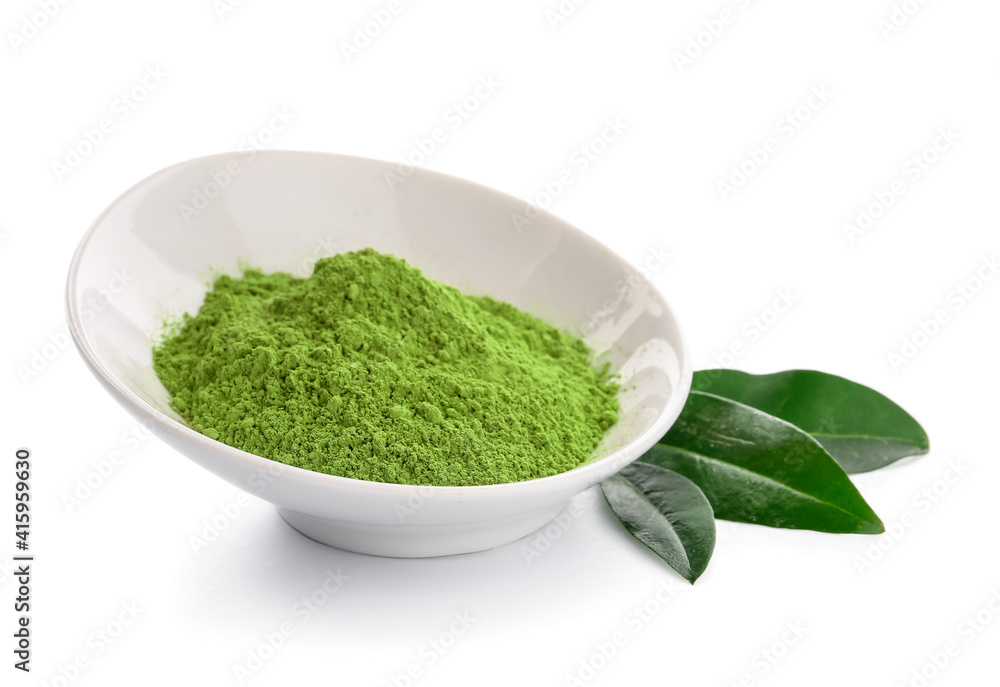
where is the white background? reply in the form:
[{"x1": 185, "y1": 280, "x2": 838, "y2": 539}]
[{"x1": 2, "y1": 0, "x2": 999, "y2": 685}]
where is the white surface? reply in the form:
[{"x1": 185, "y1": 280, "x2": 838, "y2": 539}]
[
  {"x1": 1, "y1": 0, "x2": 998, "y2": 685},
  {"x1": 66, "y1": 149, "x2": 690, "y2": 556}
]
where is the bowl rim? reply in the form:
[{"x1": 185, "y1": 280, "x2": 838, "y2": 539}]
[{"x1": 65, "y1": 149, "x2": 693, "y2": 498}]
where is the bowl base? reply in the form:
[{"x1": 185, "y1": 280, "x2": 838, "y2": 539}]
[{"x1": 277, "y1": 503, "x2": 566, "y2": 558}]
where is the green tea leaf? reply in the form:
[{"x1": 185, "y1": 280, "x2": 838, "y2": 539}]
[
  {"x1": 692, "y1": 369, "x2": 929, "y2": 473},
  {"x1": 641, "y1": 391, "x2": 884, "y2": 534},
  {"x1": 601, "y1": 463, "x2": 716, "y2": 583}
]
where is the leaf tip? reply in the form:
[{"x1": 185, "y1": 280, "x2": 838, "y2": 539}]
[{"x1": 860, "y1": 516, "x2": 885, "y2": 535}]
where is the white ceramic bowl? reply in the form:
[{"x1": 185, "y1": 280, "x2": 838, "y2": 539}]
[{"x1": 66, "y1": 150, "x2": 691, "y2": 557}]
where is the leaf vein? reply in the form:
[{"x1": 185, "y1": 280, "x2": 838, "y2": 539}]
[{"x1": 655, "y1": 444, "x2": 875, "y2": 526}]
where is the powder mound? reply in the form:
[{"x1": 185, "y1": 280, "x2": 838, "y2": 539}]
[{"x1": 152, "y1": 248, "x2": 619, "y2": 487}]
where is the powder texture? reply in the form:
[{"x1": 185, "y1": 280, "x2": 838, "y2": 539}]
[{"x1": 152, "y1": 248, "x2": 619, "y2": 487}]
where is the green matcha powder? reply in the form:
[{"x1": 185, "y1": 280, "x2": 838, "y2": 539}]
[{"x1": 153, "y1": 249, "x2": 619, "y2": 487}]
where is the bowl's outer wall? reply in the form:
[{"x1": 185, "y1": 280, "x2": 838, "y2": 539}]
[{"x1": 67, "y1": 150, "x2": 691, "y2": 527}]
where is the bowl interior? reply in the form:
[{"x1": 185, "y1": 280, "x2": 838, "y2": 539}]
[{"x1": 68, "y1": 151, "x2": 688, "y2": 481}]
